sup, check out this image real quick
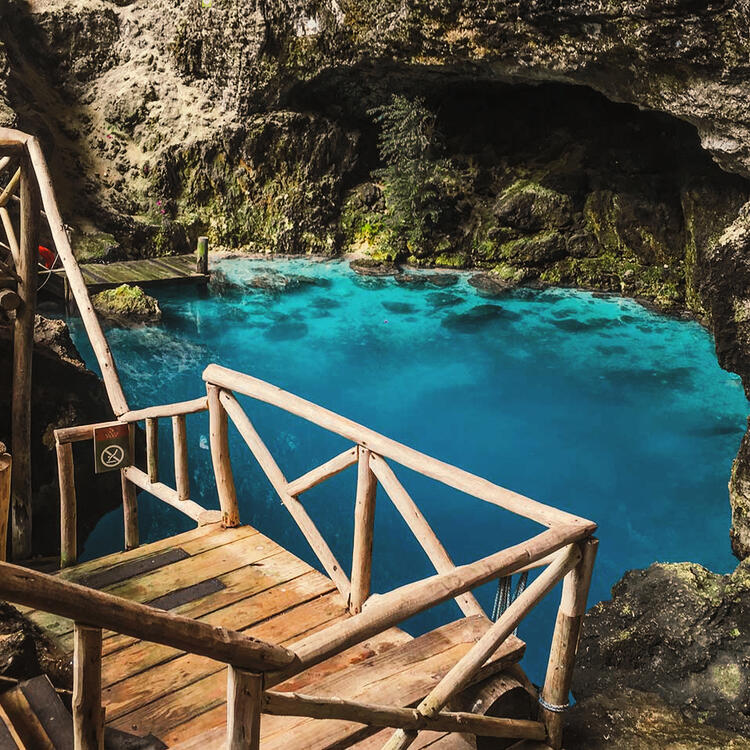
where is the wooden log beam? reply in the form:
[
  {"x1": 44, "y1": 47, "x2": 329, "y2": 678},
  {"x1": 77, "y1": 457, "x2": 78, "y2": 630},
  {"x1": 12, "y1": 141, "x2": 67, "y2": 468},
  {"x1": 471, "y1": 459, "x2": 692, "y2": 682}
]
[
  {"x1": 54, "y1": 420, "x2": 123, "y2": 445},
  {"x1": 0, "y1": 450, "x2": 10, "y2": 563},
  {"x1": 26, "y1": 137, "x2": 129, "y2": 416},
  {"x1": 0, "y1": 288, "x2": 20, "y2": 311},
  {"x1": 0, "y1": 168, "x2": 20, "y2": 208},
  {"x1": 540, "y1": 538, "x2": 598, "y2": 749},
  {"x1": 268, "y1": 523, "x2": 593, "y2": 686},
  {"x1": 56, "y1": 440, "x2": 77, "y2": 568},
  {"x1": 0, "y1": 206, "x2": 20, "y2": 268},
  {"x1": 218, "y1": 389, "x2": 351, "y2": 600},
  {"x1": 0, "y1": 128, "x2": 28, "y2": 147},
  {"x1": 369, "y1": 453, "x2": 485, "y2": 619},
  {"x1": 207, "y1": 384, "x2": 240, "y2": 527},
  {"x1": 119, "y1": 396, "x2": 208, "y2": 423},
  {"x1": 0, "y1": 560, "x2": 298, "y2": 671},
  {"x1": 73, "y1": 624, "x2": 104, "y2": 750},
  {"x1": 121, "y1": 466, "x2": 207, "y2": 522},
  {"x1": 202, "y1": 365, "x2": 593, "y2": 530},
  {"x1": 0, "y1": 156, "x2": 12, "y2": 174},
  {"x1": 263, "y1": 690, "x2": 546, "y2": 740},
  {"x1": 11, "y1": 154, "x2": 39, "y2": 561},
  {"x1": 285, "y1": 446, "x2": 358, "y2": 496},
  {"x1": 122, "y1": 423, "x2": 138, "y2": 550},
  {"x1": 145, "y1": 417, "x2": 159, "y2": 483},
  {"x1": 172, "y1": 415, "x2": 190, "y2": 501},
  {"x1": 227, "y1": 669, "x2": 262, "y2": 750},
  {"x1": 350, "y1": 446, "x2": 377, "y2": 614}
]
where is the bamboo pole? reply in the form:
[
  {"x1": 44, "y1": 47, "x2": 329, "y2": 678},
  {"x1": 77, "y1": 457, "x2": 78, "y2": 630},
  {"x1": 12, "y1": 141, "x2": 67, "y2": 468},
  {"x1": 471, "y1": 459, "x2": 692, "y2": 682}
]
[
  {"x1": 268, "y1": 523, "x2": 591, "y2": 686},
  {"x1": 369, "y1": 453, "x2": 485, "y2": 619},
  {"x1": 73, "y1": 624, "x2": 104, "y2": 750},
  {"x1": 0, "y1": 560, "x2": 298, "y2": 670},
  {"x1": 263, "y1": 690, "x2": 546, "y2": 740},
  {"x1": 172, "y1": 415, "x2": 190, "y2": 501},
  {"x1": 207, "y1": 384, "x2": 240, "y2": 527},
  {"x1": 11, "y1": 154, "x2": 39, "y2": 561},
  {"x1": 57, "y1": 440, "x2": 77, "y2": 568},
  {"x1": 350, "y1": 447, "x2": 377, "y2": 613},
  {"x1": 285, "y1": 446, "x2": 358, "y2": 496},
  {"x1": 202, "y1": 365, "x2": 592, "y2": 530},
  {"x1": 0, "y1": 447, "x2": 10, "y2": 563},
  {"x1": 540, "y1": 538, "x2": 598, "y2": 749},
  {"x1": 122, "y1": 423, "x2": 138, "y2": 550},
  {"x1": 227, "y1": 669, "x2": 262, "y2": 750},
  {"x1": 26, "y1": 137, "x2": 129, "y2": 416},
  {"x1": 145, "y1": 417, "x2": 159, "y2": 483},
  {"x1": 218, "y1": 389, "x2": 351, "y2": 599}
]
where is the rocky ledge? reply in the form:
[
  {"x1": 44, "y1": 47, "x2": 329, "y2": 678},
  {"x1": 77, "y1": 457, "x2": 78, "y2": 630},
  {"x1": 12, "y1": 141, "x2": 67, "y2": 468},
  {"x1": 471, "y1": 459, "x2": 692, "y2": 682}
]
[
  {"x1": 569, "y1": 561, "x2": 750, "y2": 745},
  {"x1": 92, "y1": 284, "x2": 162, "y2": 326}
]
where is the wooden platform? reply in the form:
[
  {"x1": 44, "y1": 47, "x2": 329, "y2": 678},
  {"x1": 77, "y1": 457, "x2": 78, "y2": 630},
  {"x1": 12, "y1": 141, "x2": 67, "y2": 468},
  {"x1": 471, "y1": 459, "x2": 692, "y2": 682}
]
[
  {"x1": 23, "y1": 523, "x2": 526, "y2": 749},
  {"x1": 45, "y1": 254, "x2": 209, "y2": 299}
]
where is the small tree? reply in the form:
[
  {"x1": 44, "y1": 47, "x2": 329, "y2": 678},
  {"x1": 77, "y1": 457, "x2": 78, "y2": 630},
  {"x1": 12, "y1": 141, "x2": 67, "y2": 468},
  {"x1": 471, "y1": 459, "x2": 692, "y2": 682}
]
[{"x1": 370, "y1": 95, "x2": 454, "y2": 256}]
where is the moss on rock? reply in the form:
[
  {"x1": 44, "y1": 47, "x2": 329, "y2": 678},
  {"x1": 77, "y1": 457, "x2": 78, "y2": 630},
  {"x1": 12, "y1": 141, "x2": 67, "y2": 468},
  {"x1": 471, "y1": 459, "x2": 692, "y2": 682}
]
[{"x1": 92, "y1": 284, "x2": 161, "y2": 326}]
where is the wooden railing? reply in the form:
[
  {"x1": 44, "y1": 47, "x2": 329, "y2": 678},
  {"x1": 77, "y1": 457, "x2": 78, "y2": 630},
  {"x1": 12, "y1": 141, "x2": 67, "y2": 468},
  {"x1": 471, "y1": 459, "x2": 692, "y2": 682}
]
[
  {"x1": 54, "y1": 396, "x2": 218, "y2": 567},
  {"x1": 0, "y1": 442, "x2": 10, "y2": 562},
  {"x1": 1, "y1": 124, "x2": 599, "y2": 749}
]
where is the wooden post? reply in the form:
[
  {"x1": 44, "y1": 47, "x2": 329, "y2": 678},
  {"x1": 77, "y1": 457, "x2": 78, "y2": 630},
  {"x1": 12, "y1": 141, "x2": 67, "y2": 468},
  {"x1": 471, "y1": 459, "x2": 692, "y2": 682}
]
[
  {"x1": 73, "y1": 624, "x2": 104, "y2": 750},
  {"x1": 172, "y1": 415, "x2": 190, "y2": 501},
  {"x1": 227, "y1": 668, "x2": 262, "y2": 750},
  {"x1": 145, "y1": 417, "x2": 159, "y2": 483},
  {"x1": 539, "y1": 537, "x2": 598, "y2": 749},
  {"x1": 350, "y1": 446, "x2": 376, "y2": 614},
  {"x1": 56, "y1": 440, "x2": 77, "y2": 567},
  {"x1": 207, "y1": 384, "x2": 240, "y2": 527},
  {"x1": 0, "y1": 288, "x2": 20, "y2": 311},
  {"x1": 0, "y1": 445, "x2": 11, "y2": 562},
  {"x1": 196, "y1": 235, "x2": 208, "y2": 275},
  {"x1": 121, "y1": 424, "x2": 138, "y2": 550},
  {"x1": 11, "y1": 153, "x2": 39, "y2": 561}
]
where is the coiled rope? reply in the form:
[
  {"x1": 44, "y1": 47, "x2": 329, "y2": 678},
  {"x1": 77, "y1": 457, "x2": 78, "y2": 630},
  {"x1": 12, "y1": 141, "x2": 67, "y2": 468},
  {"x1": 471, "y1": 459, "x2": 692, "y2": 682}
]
[{"x1": 491, "y1": 571, "x2": 528, "y2": 635}]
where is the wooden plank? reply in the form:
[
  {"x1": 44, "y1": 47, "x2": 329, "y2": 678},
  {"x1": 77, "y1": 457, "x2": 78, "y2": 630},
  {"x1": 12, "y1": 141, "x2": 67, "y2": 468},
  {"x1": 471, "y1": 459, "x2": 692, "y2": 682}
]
[
  {"x1": 147, "y1": 578, "x2": 225, "y2": 611},
  {"x1": 107, "y1": 594, "x2": 351, "y2": 737},
  {"x1": 27, "y1": 527, "x2": 266, "y2": 637},
  {"x1": 0, "y1": 685, "x2": 54, "y2": 750},
  {"x1": 17, "y1": 676, "x2": 73, "y2": 750},
  {"x1": 0, "y1": 704, "x2": 24, "y2": 749},
  {"x1": 98, "y1": 551, "x2": 320, "y2": 657},
  {"x1": 80, "y1": 548, "x2": 189, "y2": 589}
]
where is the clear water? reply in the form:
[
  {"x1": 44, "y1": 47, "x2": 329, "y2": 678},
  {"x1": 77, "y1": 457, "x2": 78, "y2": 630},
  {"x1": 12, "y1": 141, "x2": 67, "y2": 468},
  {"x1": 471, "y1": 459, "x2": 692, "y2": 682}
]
[{"x1": 68, "y1": 258, "x2": 747, "y2": 681}]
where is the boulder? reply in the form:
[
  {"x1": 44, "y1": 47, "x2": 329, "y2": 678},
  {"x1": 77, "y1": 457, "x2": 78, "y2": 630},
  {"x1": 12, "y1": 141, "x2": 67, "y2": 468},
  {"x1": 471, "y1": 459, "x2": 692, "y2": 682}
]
[{"x1": 92, "y1": 284, "x2": 162, "y2": 326}]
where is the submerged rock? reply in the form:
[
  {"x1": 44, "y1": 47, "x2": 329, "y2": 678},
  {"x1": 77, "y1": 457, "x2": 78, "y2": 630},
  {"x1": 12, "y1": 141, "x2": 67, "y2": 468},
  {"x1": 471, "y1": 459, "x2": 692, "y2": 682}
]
[
  {"x1": 572, "y1": 562, "x2": 750, "y2": 736},
  {"x1": 248, "y1": 272, "x2": 319, "y2": 293},
  {"x1": 349, "y1": 259, "x2": 400, "y2": 277},
  {"x1": 92, "y1": 284, "x2": 162, "y2": 326},
  {"x1": 469, "y1": 273, "x2": 519, "y2": 297}
]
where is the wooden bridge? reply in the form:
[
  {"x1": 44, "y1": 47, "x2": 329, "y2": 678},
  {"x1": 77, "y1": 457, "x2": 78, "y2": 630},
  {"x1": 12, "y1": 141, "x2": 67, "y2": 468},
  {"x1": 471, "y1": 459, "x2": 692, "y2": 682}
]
[{"x1": 0, "y1": 127, "x2": 598, "y2": 749}]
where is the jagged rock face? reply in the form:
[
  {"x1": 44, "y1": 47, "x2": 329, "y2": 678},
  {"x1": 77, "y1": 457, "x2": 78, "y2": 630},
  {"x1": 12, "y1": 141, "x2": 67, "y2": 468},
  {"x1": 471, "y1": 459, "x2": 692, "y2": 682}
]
[
  {"x1": 572, "y1": 562, "x2": 750, "y2": 737},
  {"x1": 0, "y1": 316, "x2": 120, "y2": 557}
]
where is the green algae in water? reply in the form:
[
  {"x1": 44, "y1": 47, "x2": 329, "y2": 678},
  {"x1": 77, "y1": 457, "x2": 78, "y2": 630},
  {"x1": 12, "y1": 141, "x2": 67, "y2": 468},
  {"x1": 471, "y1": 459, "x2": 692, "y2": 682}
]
[{"x1": 68, "y1": 259, "x2": 748, "y2": 680}]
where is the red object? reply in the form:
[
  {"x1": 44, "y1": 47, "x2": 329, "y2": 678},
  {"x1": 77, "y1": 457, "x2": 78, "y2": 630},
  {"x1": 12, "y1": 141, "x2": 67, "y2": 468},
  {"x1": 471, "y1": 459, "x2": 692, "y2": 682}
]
[{"x1": 38, "y1": 245, "x2": 55, "y2": 269}]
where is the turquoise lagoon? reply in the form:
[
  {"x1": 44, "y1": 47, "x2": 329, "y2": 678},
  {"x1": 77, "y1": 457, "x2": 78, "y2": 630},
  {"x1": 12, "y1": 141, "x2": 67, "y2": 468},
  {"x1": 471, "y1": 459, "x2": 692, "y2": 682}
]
[{"x1": 69, "y1": 258, "x2": 748, "y2": 680}]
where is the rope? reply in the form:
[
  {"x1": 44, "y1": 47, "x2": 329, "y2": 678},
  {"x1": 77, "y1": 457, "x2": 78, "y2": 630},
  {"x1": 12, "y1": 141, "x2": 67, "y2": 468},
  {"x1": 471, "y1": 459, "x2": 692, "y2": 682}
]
[
  {"x1": 538, "y1": 695, "x2": 570, "y2": 713},
  {"x1": 491, "y1": 570, "x2": 528, "y2": 636}
]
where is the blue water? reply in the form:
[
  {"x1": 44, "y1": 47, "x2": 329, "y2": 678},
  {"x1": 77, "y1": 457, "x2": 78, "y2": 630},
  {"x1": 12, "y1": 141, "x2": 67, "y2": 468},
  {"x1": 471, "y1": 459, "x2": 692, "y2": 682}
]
[{"x1": 68, "y1": 258, "x2": 747, "y2": 681}]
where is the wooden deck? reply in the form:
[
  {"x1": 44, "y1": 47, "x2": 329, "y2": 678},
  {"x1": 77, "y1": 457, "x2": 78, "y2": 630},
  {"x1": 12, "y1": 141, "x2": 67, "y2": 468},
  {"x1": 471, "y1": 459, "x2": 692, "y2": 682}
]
[
  {"x1": 45, "y1": 254, "x2": 209, "y2": 300},
  {"x1": 23, "y1": 523, "x2": 526, "y2": 749}
]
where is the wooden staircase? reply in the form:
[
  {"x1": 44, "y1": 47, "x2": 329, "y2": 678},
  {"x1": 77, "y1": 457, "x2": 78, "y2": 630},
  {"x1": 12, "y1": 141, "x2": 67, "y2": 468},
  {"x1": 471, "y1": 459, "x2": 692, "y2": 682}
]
[{"x1": 0, "y1": 675, "x2": 165, "y2": 749}]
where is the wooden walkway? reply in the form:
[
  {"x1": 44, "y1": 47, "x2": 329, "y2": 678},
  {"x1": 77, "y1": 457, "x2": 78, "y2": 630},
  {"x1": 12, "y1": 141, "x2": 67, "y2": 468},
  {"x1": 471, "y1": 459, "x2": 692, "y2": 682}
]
[
  {"x1": 23, "y1": 523, "x2": 526, "y2": 749},
  {"x1": 45, "y1": 254, "x2": 209, "y2": 300}
]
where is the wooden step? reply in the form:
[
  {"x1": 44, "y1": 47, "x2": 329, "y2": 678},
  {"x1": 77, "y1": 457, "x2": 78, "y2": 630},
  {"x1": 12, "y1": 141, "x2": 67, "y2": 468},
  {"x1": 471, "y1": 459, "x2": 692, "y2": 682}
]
[
  {"x1": 169, "y1": 616, "x2": 525, "y2": 749},
  {"x1": 0, "y1": 675, "x2": 71, "y2": 749}
]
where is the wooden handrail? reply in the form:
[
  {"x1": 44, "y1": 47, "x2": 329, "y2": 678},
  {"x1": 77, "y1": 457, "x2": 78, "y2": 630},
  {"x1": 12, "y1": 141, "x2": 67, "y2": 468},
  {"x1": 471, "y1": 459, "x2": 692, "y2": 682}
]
[
  {"x1": 120, "y1": 396, "x2": 208, "y2": 423},
  {"x1": 0, "y1": 561, "x2": 297, "y2": 671},
  {"x1": 285, "y1": 446, "x2": 358, "y2": 496},
  {"x1": 263, "y1": 690, "x2": 546, "y2": 740},
  {"x1": 268, "y1": 522, "x2": 593, "y2": 685},
  {"x1": 202, "y1": 364, "x2": 591, "y2": 529}
]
